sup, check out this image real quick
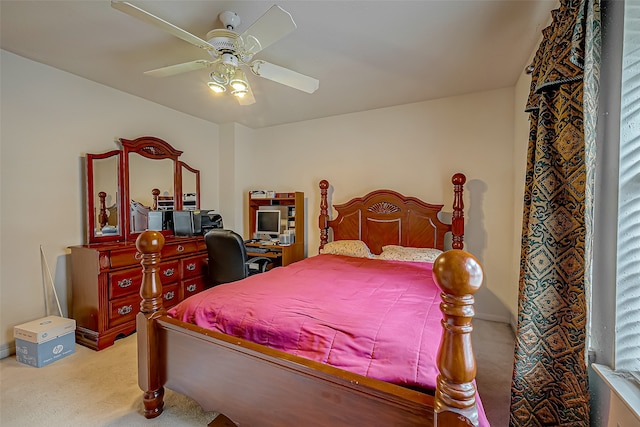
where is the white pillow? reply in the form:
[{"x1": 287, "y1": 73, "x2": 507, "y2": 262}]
[
  {"x1": 320, "y1": 240, "x2": 373, "y2": 258},
  {"x1": 376, "y1": 245, "x2": 443, "y2": 262}
]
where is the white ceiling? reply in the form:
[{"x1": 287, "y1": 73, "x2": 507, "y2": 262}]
[{"x1": 1, "y1": 1, "x2": 555, "y2": 129}]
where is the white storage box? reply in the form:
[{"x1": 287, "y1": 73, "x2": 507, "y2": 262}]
[{"x1": 14, "y1": 316, "x2": 76, "y2": 367}]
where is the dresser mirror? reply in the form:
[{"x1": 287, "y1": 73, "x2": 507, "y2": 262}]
[
  {"x1": 86, "y1": 149, "x2": 123, "y2": 242},
  {"x1": 127, "y1": 154, "x2": 175, "y2": 234},
  {"x1": 128, "y1": 156, "x2": 174, "y2": 208},
  {"x1": 85, "y1": 136, "x2": 200, "y2": 243}
]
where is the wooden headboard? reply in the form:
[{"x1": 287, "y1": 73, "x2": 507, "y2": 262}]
[{"x1": 318, "y1": 173, "x2": 465, "y2": 254}]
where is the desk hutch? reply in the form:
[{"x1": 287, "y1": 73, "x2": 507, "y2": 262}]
[{"x1": 246, "y1": 191, "x2": 305, "y2": 267}]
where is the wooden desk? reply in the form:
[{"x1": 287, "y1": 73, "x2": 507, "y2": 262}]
[
  {"x1": 247, "y1": 191, "x2": 305, "y2": 267},
  {"x1": 245, "y1": 242, "x2": 304, "y2": 267}
]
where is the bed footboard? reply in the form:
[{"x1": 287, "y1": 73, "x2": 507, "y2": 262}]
[{"x1": 135, "y1": 230, "x2": 483, "y2": 426}]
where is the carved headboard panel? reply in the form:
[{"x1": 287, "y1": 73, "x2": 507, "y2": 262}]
[{"x1": 318, "y1": 174, "x2": 465, "y2": 254}]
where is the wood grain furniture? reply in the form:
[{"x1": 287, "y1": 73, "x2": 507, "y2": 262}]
[
  {"x1": 246, "y1": 191, "x2": 305, "y2": 266},
  {"x1": 70, "y1": 237, "x2": 207, "y2": 350},
  {"x1": 133, "y1": 173, "x2": 485, "y2": 426},
  {"x1": 71, "y1": 136, "x2": 208, "y2": 350}
]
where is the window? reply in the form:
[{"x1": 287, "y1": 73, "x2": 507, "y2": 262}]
[
  {"x1": 590, "y1": 0, "x2": 640, "y2": 423},
  {"x1": 615, "y1": 0, "x2": 640, "y2": 374}
]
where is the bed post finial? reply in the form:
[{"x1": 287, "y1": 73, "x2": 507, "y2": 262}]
[
  {"x1": 318, "y1": 180, "x2": 330, "y2": 253},
  {"x1": 451, "y1": 173, "x2": 465, "y2": 250},
  {"x1": 136, "y1": 230, "x2": 166, "y2": 419},
  {"x1": 432, "y1": 249, "x2": 482, "y2": 427}
]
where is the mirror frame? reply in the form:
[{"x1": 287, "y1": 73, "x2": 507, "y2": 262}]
[
  {"x1": 85, "y1": 136, "x2": 200, "y2": 243},
  {"x1": 179, "y1": 161, "x2": 201, "y2": 211}
]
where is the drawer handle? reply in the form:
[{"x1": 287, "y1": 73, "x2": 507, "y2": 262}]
[
  {"x1": 177, "y1": 245, "x2": 185, "y2": 252},
  {"x1": 164, "y1": 291, "x2": 175, "y2": 300},
  {"x1": 135, "y1": 252, "x2": 143, "y2": 260},
  {"x1": 164, "y1": 268, "x2": 175, "y2": 277},
  {"x1": 187, "y1": 263, "x2": 196, "y2": 271},
  {"x1": 186, "y1": 284, "x2": 197, "y2": 293},
  {"x1": 118, "y1": 305, "x2": 132, "y2": 316},
  {"x1": 118, "y1": 278, "x2": 133, "y2": 288}
]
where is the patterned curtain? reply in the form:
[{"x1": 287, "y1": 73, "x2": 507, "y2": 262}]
[{"x1": 510, "y1": 1, "x2": 600, "y2": 426}]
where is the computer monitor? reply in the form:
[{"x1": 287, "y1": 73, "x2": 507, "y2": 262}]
[{"x1": 256, "y1": 210, "x2": 281, "y2": 239}]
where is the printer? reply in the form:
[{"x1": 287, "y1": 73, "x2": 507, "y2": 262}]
[
  {"x1": 200, "y1": 210, "x2": 223, "y2": 234},
  {"x1": 171, "y1": 209, "x2": 223, "y2": 237}
]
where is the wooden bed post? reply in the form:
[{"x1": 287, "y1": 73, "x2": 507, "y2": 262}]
[
  {"x1": 451, "y1": 173, "x2": 465, "y2": 250},
  {"x1": 151, "y1": 188, "x2": 160, "y2": 211},
  {"x1": 98, "y1": 191, "x2": 108, "y2": 229},
  {"x1": 431, "y1": 249, "x2": 483, "y2": 426},
  {"x1": 135, "y1": 230, "x2": 166, "y2": 419},
  {"x1": 318, "y1": 179, "x2": 329, "y2": 252}
]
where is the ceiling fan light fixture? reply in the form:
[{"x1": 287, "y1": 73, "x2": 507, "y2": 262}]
[
  {"x1": 207, "y1": 81, "x2": 226, "y2": 93},
  {"x1": 230, "y1": 68, "x2": 249, "y2": 92},
  {"x1": 232, "y1": 88, "x2": 249, "y2": 98},
  {"x1": 210, "y1": 64, "x2": 230, "y2": 85}
]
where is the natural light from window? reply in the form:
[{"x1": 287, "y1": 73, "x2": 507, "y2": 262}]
[{"x1": 616, "y1": 0, "x2": 640, "y2": 374}]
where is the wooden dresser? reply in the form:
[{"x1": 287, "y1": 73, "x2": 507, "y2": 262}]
[
  {"x1": 70, "y1": 236, "x2": 209, "y2": 350},
  {"x1": 77, "y1": 136, "x2": 210, "y2": 350}
]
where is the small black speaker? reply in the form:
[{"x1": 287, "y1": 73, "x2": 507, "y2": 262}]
[
  {"x1": 148, "y1": 210, "x2": 173, "y2": 231},
  {"x1": 172, "y1": 211, "x2": 194, "y2": 237}
]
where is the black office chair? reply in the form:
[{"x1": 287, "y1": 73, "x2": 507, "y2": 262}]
[{"x1": 204, "y1": 229, "x2": 272, "y2": 286}]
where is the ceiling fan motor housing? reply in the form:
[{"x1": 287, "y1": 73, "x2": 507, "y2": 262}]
[
  {"x1": 220, "y1": 52, "x2": 239, "y2": 68},
  {"x1": 205, "y1": 29, "x2": 238, "y2": 53}
]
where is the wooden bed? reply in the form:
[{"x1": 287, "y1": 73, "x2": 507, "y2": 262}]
[{"x1": 135, "y1": 173, "x2": 484, "y2": 426}]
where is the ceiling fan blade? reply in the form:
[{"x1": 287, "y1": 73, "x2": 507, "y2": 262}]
[
  {"x1": 239, "y1": 5, "x2": 297, "y2": 56},
  {"x1": 144, "y1": 60, "x2": 217, "y2": 77},
  {"x1": 250, "y1": 60, "x2": 319, "y2": 94},
  {"x1": 111, "y1": 1, "x2": 217, "y2": 53}
]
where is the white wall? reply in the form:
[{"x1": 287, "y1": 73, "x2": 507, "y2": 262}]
[
  {"x1": 0, "y1": 50, "x2": 220, "y2": 353},
  {"x1": 1, "y1": 48, "x2": 526, "y2": 354},
  {"x1": 234, "y1": 88, "x2": 519, "y2": 323}
]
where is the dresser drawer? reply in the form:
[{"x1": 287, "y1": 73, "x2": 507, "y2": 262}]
[
  {"x1": 109, "y1": 247, "x2": 139, "y2": 269},
  {"x1": 162, "y1": 241, "x2": 198, "y2": 258},
  {"x1": 109, "y1": 260, "x2": 179, "y2": 299},
  {"x1": 109, "y1": 240, "x2": 200, "y2": 269},
  {"x1": 181, "y1": 254, "x2": 208, "y2": 279},
  {"x1": 182, "y1": 276, "x2": 207, "y2": 300},
  {"x1": 109, "y1": 268, "x2": 143, "y2": 299},
  {"x1": 162, "y1": 283, "x2": 180, "y2": 309},
  {"x1": 158, "y1": 260, "x2": 180, "y2": 284},
  {"x1": 109, "y1": 294, "x2": 141, "y2": 328}
]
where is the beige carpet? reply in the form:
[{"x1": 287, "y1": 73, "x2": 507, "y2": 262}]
[{"x1": 0, "y1": 319, "x2": 514, "y2": 426}]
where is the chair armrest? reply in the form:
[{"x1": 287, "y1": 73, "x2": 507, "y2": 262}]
[{"x1": 246, "y1": 256, "x2": 273, "y2": 273}]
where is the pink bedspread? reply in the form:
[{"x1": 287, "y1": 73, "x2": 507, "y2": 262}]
[{"x1": 168, "y1": 254, "x2": 489, "y2": 425}]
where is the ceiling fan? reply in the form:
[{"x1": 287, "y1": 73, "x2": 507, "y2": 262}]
[{"x1": 111, "y1": 1, "x2": 319, "y2": 105}]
